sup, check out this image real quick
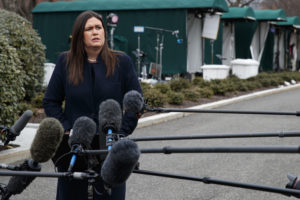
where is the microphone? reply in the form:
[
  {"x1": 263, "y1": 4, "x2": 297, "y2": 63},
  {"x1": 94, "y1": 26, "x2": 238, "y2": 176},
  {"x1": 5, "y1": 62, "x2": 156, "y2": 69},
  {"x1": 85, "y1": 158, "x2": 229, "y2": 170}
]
[
  {"x1": 3, "y1": 110, "x2": 33, "y2": 145},
  {"x1": 101, "y1": 138, "x2": 140, "y2": 187},
  {"x1": 98, "y1": 99, "x2": 122, "y2": 150},
  {"x1": 123, "y1": 90, "x2": 144, "y2": 114},
  {"x1": 10, "y1": 110, "x2": 33, "y2": 137},
  {"x1": 67, "y1": 116, "x2": 97, "y2": 172},
  {"x1": 30, "y1": 118, "x2": 64, "y2": 163},
  {"x1": 1, "y1": 160, "x2": 41, "y2": 200},
  {"x1": 2, "y1": 117, "x2": 64, "y2": 200},
  {"x1": 286, "y1": 174, "x2": 300, "y2": 198}
]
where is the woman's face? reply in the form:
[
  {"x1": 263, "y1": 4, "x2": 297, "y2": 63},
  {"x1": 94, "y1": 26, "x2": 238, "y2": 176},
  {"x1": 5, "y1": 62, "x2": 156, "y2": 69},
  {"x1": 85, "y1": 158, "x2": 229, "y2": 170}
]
[{"x1": 83, "y1": 17, "x2": 105, "y2": 49}]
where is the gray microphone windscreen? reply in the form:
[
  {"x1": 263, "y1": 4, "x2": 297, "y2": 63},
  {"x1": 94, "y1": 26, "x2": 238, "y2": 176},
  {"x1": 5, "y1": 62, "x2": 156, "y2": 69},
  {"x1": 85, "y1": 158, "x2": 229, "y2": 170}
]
[
  {"x1": 123, "y1": 90, "x2": 144, "y2": 113},
  {"x1": 10, "y1": 110, "x2": 33, "y2": 136},
  {"x1": 30, "y1": 118, "x2": 64, "y2": 163},
  {"x1": 101, "y1": 138, "x2": 140, "y2": 187},
  {"x1": 98, "y1": 99, "x2": 122, "y2": 134},
  {"x1": 68, "y1": 116, "x2": 96, "y2": 149}
]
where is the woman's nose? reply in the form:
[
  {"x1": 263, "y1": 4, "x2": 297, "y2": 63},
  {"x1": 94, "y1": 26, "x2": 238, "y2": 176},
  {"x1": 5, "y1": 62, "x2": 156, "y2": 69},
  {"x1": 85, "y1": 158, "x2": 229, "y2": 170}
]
[{"x1": 92, "y1": 28, "x2": 98, "y2": 34}]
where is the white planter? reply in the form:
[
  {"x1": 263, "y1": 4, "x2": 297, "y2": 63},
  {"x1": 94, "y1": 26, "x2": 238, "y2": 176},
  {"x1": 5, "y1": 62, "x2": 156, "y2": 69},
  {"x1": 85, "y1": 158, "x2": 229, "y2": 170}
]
[
  {"x1": 231, "y1": 59, "x2": 259, "y2": 79},
  {"x1": 201, "y1": 65, "x2": 230, "y2": 81}
]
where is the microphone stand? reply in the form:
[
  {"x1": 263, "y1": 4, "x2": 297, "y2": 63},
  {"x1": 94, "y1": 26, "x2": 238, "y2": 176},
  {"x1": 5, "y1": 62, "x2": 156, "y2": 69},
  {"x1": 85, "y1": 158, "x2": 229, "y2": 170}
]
[
  {"x1": 81, "y1": 145, "x2": 300, "y2": 155},
  {"x1": 140, "y1": 145, "x2": 300, "y2": 154},
  {"x1": 0, "y1": 170, "x2": 99, "y2": 180},
  {"x1": 145, "y1": 107, "x2": 300, "y2": 116},
  {"x1": 133, "y1": 169, "x2": 300, "y2": 198},
  {"x1": 2, "y1": 169, "x2": 300, "y2": 198},
  {"x1": 0, "y1": 170, "x2": 98, "y2": 199},
  {"x1": 130, "y1": 130, "x2": 300, "y2": 142}
]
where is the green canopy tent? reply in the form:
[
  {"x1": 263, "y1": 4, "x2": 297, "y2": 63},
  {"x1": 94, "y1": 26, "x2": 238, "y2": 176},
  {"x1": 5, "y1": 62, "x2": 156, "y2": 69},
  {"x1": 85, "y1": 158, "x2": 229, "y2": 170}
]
[
  {"x1": 275, "y1": 16, "x2": 300, "y2": 71},
  {"x1": 220, "y1": 7, "x2": 256, "y2": 66},
  {"x1": 203, "y1": 7, "x2": 256, "y2": 65},
  {"x1": 251, "y1": 9, "x2": 287, "y2": 71},
  {"x1": 32, "y1": 0, "x2": 228, "y2": 78}
]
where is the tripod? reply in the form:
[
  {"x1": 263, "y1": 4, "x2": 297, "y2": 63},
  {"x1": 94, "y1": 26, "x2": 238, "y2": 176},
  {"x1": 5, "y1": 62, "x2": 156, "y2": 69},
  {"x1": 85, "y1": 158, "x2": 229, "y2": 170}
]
[{"x1": 133, "y1": 34, "x2": 148, "y2": 80}]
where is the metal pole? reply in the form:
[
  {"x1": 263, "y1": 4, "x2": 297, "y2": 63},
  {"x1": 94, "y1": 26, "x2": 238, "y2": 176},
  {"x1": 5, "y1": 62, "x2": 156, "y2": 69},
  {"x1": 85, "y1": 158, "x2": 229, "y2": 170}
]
[
  {"x1": 130, "y1": 130, "x2": 300, "y2": 142},
  {"x1": 140, "y1": 145, "x2": 300, "y2": 154},
  {"x1": 158, "y1": 35, "x2": 164, "y2": 81},
  {"x1": 146, "y1": 107, "x2": 300, "y2": 116},
  {"x1": 210, "y1": 40, "x2": 214, "y2": 64},
  {"x1": 155, "y1": 33, "x2": 160, "y2": 79},
  {"x1": 133, "y1": 169, "x2": 300, "y2": 197},
  {"x1": 82, "y1": 145, "x2": 300, "y2": 155},
  {"x1": 137, "y1": 34, "x2": 141, "y2": 77},
  {"x1": 110, "y1": 27, "x2": 115, "y2": 50}
]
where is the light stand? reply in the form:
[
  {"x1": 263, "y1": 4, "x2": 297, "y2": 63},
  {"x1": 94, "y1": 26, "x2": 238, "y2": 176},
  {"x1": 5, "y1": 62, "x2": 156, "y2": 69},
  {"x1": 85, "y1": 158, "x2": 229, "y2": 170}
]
[
  {"x1": 106, "y1": 13, "x2": 119, "y2": 50},
  {"x1": 133, "y1": 26, "x2": 182, "y2": 81},
  {"x1": 133, "y1": 26, "x2": 146, "y2": 79},
  {"x1": 210, "y1": 39, "x2": 214, "y2": 64}
]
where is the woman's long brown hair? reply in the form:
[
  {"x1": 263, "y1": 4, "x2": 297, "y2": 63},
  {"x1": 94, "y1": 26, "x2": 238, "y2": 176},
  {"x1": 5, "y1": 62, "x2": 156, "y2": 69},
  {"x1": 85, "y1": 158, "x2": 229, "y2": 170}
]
[{"x1": 67, "y1": 10, "x2": 118, "y2": 85}]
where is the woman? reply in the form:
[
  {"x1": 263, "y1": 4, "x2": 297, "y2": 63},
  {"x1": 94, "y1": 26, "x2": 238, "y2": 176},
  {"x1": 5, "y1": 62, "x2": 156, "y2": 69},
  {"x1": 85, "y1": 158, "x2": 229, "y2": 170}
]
[{"x1": 43, "y1": 10, "x2": 142, "y2": 200}]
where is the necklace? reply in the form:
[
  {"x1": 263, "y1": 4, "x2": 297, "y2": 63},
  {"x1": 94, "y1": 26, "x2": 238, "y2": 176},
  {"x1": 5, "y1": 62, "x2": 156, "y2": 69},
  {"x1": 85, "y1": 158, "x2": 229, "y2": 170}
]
[{"x1": 88, "y1": 58, "x2": 97, "y2": 62}]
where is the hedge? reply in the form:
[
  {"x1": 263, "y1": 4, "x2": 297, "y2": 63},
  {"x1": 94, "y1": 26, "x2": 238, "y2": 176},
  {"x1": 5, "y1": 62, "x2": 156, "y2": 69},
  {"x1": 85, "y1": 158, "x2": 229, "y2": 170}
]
[{"x1": 0, "y1": 9, "x2": 45, "y2": 126}]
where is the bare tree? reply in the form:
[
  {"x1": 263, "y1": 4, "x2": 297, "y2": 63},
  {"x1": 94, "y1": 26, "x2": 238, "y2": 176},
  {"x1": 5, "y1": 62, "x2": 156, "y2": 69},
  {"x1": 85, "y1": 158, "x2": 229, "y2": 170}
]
[
  {"x1": 0, "y1": 0, "x2": 73, "y2": 22},
  {"x1": 0, "y1": 0, "x2": 36, "y2": 21},
  {"x1": 261, "y1": 0, "x2": 300, "y2": 18},
  {"x1": 226, "y1": 0, "x2": 258, "y2": 7}
]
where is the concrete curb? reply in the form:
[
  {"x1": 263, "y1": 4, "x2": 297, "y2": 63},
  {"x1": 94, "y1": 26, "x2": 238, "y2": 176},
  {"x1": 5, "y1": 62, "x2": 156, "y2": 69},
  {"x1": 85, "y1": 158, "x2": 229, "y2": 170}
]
[{"x1": 1, "y1": 83, "x2": 300, "y2": 163}]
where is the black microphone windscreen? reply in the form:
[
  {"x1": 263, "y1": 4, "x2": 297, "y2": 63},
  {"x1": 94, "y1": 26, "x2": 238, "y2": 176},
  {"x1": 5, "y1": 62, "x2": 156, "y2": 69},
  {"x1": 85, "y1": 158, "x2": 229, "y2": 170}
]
[
  {"x1": 101, "y1": 138, "x2": 140, "y2": 187},
  {"x1": 6, "y1": 160, "x2": 41, "y2": 196},
  {"x1": 123, "y1": 90, "x2": 144, "y2": 113},
  {"x1": 10, "y1": 110, "x2": 33, "y2": 136},
  {"x1": 30, "y1": 118, "x2": 64, "y2": 163},
  {"x1": 98, "y1": 99, "x2": 122, "y2": 134},
  {"x1": 68, "y1": 116, "x2": 96, "y2": 149}
]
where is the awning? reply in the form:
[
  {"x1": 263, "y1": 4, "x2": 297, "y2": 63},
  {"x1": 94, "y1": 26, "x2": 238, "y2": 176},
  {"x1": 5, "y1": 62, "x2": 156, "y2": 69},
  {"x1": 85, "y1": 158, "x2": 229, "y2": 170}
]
[
  {"x1": 222, "y1": 7, "x2": 255, "y2": 21},
  {"x1": 276, "y1": 16, "x2": 300, "y2": 29},
  {"x1": 254, "y1": 9, "x2": 286, "y2": 21},
  {"x1": 32, "y1": 0, "x2": 229, "y2": 13}
]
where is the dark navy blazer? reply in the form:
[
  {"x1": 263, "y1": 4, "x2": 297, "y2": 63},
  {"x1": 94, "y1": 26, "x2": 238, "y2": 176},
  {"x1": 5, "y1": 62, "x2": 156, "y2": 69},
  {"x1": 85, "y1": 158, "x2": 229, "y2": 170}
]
[{"x1": 43, "y1": 52, "x2": 142, "y2": 136}]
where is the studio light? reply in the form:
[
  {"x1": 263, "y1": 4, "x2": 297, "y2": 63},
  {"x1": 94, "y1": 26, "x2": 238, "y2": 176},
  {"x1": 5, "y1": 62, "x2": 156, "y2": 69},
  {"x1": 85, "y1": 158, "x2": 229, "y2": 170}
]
[{"x1": 107, "y1": 13, "x2": 119, "y2": 26}]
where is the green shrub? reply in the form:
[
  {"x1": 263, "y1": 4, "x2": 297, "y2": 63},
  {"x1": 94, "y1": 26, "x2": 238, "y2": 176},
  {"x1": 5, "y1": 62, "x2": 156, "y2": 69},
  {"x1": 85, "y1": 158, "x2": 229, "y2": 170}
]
[
  {"x1": 270, "y1": 77, "x2": 284, "y2": 86},
  {"x1": 192, "y1": 77, "x2": 204, "y2": 85},
  {"x1": 233, "y1": 81, "x2": 249, "y2": 92},
  {"x1": 287, "y1": 72, "x2": 300, "y2": 81},
  {"x1": 222, "y1": 80, "x2": 238, "y2": 93},
  {"x1": 209, "y1": 80, "x2": 228, "y2": 96},
  {"x1": 192, "y1": 77, "x2": 211, "y2": 87},
  {"x1": 259, "y1": 78, "x2": 279, "y2": 87},
  {"x1": 183, "y1": 89, "x2": 200, "y2": 102},
  {"x1": 278, "y1": 72, "x2": 294, "y2": 82},
  {"x1": 170, "y1": 78, "x2": 191, "y2": 92},
  {"x1": 154, "y1": 83, "x2": 171, "y2": 94},
  {"x1": 31, "y1": 92, "x2": 45, "y2": 108},
  {"x1": 0, "y1": 34, "x2": 25, "y2": 126},
  {"x1": 143, "y1": 88, "x2": 167, "y2": 107},
  {"x1": 195, "y1": 87, "x2": 214, "y2": 98},
  {"x1": 246, "y1": 80, "x2": 263, "y2": 90},
  {"x1": 167, "y1": 91, "x2": 184, "y2": 105},
  {"x1": 140, "y1": 82, "x2": 151, "y2": 94},
  {"x1": 0, "y1": 9, "x2": 46, "y2": 101},
  {"x1": 17, "y1": 102, "x2": 34, "y2": 114}
]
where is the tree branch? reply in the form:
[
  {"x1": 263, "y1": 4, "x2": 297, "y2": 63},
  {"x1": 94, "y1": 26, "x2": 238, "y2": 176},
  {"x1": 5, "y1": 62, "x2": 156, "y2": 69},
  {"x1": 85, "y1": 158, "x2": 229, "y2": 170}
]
[{"x1": 241, "y1": 0, "x2": 256, "y2": 7}]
